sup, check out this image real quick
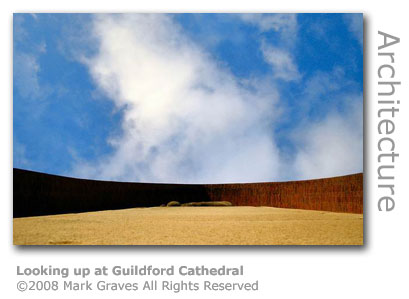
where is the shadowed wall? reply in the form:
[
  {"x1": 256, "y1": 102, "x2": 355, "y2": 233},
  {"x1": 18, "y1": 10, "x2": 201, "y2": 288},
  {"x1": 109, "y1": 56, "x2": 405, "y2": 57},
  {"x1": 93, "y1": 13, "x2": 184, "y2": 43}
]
[{"x1": 13, "y1": 169, "x2": 363, "y2": 217}]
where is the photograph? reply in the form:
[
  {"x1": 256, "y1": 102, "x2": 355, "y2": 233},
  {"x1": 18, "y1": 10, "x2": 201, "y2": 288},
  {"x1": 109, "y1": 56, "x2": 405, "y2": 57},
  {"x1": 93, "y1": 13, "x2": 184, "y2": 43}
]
[{"x1": 13, "y1": 13, "x2": 363, "y2": 245}]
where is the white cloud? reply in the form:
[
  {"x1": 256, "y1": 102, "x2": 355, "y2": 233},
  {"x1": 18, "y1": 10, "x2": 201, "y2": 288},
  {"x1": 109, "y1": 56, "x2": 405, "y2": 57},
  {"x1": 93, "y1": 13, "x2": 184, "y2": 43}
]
[
  {"x1": 292, "y1": 97, "x2": 363, "y2": 179},
  {"x1": 14, "y1": 15, "x2": 48, "y2": 100},
  {"x1": 239, "y1": 13, "x2": 297, "y2": 34},
  {"x1": 343, "y1": 14, "x2": 363, "y2": 46},
  {"x1": 261, "y1": 43, "x2": 301, "y2": 81},
  {"x1": 300, "y1": 67, "x2": 356, "y2": 114},
  {"x1": 303, "y1": 68, "x2": 344, "y2": 99},
  {"x1": 71, "y1": 14, "x2": 362, "y2": 184},
  {"x1": 13, "y1": 52, "x2": 43, "y2": 99},
  {"x1": 13, "y1": 139, "x2": 31, "y2": 168},
  {"x1": 73, "y1": 14, "x2": 281, "y2": 183}
]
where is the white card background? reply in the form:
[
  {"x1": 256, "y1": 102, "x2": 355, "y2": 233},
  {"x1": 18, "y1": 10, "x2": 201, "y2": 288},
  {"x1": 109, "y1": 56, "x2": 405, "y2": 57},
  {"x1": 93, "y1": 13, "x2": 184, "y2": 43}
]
[{"x1": 2, "y1": 1, "x2": 408, "y2": 298}]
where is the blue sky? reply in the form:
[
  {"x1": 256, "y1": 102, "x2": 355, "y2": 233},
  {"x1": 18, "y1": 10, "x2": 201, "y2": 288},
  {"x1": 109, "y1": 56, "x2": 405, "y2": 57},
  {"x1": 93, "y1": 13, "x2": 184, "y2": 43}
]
[{"x1": 13, "y1": 13, "x2": 363, "y2": 183}]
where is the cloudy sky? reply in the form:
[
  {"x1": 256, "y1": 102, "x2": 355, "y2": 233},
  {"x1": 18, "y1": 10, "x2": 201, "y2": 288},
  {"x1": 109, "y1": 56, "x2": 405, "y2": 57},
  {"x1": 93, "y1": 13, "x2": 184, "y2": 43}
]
[{"x1": 13, "y1": 13, "x2": 363, "y2": 183}]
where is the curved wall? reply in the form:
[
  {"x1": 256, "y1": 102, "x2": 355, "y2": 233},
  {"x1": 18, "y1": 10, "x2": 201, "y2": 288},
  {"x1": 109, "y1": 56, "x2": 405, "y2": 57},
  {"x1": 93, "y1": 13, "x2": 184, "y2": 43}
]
[
  {"x1": 13, "y1": 169, "x2": 363, "y2": 217},
  {"x1": 205, "y1": 174, "x2": 363, "y2": 213}
]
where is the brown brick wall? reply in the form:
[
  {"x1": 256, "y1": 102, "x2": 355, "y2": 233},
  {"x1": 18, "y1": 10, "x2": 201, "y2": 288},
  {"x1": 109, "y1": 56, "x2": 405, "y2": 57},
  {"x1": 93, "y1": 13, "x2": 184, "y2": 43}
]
[
  {"x1": 13, "y1": 169, "x2": 363, "y2": 217},
  {"x1": 204, "y1": 173, "x2": 363, "y2": 213}
]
